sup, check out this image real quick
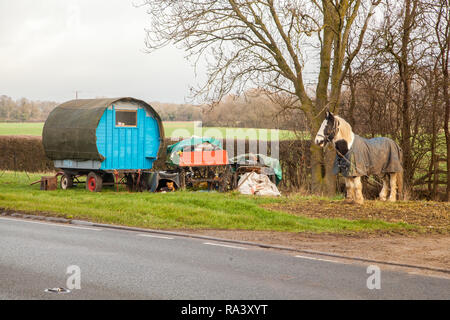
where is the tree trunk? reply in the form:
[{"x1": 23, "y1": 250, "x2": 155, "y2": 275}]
[
  {"x1": 428, "y1": 71, "x2": 439, "y2": 199},
  {"x1": 400, "y1": 74, "x2": 413, "y2": 186},
  {"x1": 324, "y1": 147, "x2": 337, "y2": 195},
  {"x1": 398, "y1": 0, "x2": 415, "y2": 189},
  {"x1": 347, "y1": 68, "x2": 357, "y2": 127},
  {"x1": 309, "y1": 109, "x2": 326, "y2": 193},
  {"x1": 444, "y1": 66, "x2": 450, "y2": 201},
  {"x1": 311, "y1": 2, "x2": 335, "y2": 195}
]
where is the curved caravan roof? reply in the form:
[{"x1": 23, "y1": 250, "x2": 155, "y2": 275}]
[{"x1": 43, "y1": 97, "x2": 164, "y2": 161}]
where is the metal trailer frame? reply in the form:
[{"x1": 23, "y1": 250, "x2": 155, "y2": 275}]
[
  {"x1": 57, "y1": 167, "x2": 154, "y2": 192},
  {"x1": 171, "y1": 151, "x2": 278, "y2": 192},
  {"x1": 172, "y1": 150, "x2": 232, "y2": 192},
  {"x1": 178, "y1": 164, "x2": 233, "y2": 192}
]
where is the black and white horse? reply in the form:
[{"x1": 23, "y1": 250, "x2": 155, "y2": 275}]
[{"x1": 314, "y1": 111, "x2": 403, "y2": 204}]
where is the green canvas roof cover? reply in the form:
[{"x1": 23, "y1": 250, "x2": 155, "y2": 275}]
[
  {"x1": 166, "y1": 136, "x2": 223, "y2": 166},
  {"x1": 42, "y1": 97, "x2": 164, "y2": 161}
]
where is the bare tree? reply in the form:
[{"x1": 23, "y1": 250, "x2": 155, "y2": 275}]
[
  {"x1": 336, "y1": 0, "x2": 450, "y2": 200},
  {"x1": 368, "y1": 0, "x2": 435, "y2": 188},
  {"x1": 431, "y1": 0, "x2": 450, "y2": 200},
  {"x1": 142, "y1": 0, "x2": 380, "y2": 193}
]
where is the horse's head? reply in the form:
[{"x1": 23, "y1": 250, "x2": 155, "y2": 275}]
[
  {"x1": 315, "y1": 111, "x2": 354, "y2": 153},
  {"x1": 314, "y1": 111, "x2": 337, "y2": 147}
]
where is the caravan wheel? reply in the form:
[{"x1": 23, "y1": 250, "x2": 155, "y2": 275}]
[
  {"x1": 60, "y1": 174, "x2": 74, "y2": 190},
  {"x1": 86, "y1": 172, "x2": 103, "y2": 192}
]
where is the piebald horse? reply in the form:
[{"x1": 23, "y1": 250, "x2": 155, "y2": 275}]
[{"x1": 314, "y1": 111, "x2": 403, "y2": 204}]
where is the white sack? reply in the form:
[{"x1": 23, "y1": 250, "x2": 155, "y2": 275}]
[{"x1": 237, "y1": 172, "x2": 281, "y2": 196}]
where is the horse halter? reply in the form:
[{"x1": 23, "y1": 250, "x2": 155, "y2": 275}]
[{"x1": 321, "y1": 118, "x2": 339, "y2": 145}]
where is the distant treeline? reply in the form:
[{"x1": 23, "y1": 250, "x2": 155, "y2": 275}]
[
  {"x1": 0, "y1": 95, "x2": 59, "y2": 122},
  {"x1": 150, "y1": 101, "x2": 202, "y2": 121},
  {"x1": 0, "y1": 95, "x2": 205, "y2": 123},
  {"x1": 0, "y1": 93, "x2": 301, "y2": 131}
]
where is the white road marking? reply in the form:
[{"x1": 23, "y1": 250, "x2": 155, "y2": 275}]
[
  {"x1": 0, "y1": 216, "x2": 101, "y2": 231},
  {"x1": 295, "y1": 255, "x2": 343, "y2": 264},
  {"x1": 137, "y1": 233, "x2": 174, "y2": 240},
  {"x1": 203, "y1": 242, "x2": 247, "y2": 250}
]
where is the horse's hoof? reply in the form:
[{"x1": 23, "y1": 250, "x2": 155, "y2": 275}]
[
  {"x1": 355, "y1": 199, "x2": 364, "y2": 205},
  {"x1": 343, "y1": 199, "x2": 354, "y2": 204}
]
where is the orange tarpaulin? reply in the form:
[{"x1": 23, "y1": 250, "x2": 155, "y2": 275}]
[{"x1": 178, "y1": 150, "x2": 229, "y2": 167}]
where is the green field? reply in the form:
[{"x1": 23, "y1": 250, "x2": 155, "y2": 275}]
[
  {"x1": 0, "y1": 121, "x2": 297, "y2": 140},
  {"x1": 0, "y1": 122, "x2": 46, "y2": 136},
  {"x1": 0, "y1": 171, "x2": 415, "y2": 233}
]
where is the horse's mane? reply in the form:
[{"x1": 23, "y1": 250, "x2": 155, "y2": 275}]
[{"x1": 334, "y1": 115, "x2": 353, "y2": 144}]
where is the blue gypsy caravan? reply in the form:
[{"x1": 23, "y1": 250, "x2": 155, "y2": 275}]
[{"x1": 42, "y1": 97, "x2": 164, "y2": 192}]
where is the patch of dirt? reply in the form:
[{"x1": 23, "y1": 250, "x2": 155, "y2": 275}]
[
  {"x1": 183, "y1": 229, "x2": 450, "y2": 278},
  {"x1": 264, "y1": 199, "x2": 450, "y2": 234}
]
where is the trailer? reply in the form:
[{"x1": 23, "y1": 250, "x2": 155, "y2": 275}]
[
  {"x1": 177, "y1": 150, "x2": 232, "y2": 192},
  {"x1": 166, "y1": 137, "x2": 232, "y2": 192},
  {"x1": 42, "y1": 97, "x2": 164, "y2": 192}
]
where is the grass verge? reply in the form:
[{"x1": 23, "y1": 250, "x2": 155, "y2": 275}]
[{"x1": 0, "y1": 171, "x2": 417, "y2": 234}]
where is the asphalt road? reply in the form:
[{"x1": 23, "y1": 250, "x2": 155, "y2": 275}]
[{"x1": 0, "y1": 216, "x2": 449, "y2": 300}]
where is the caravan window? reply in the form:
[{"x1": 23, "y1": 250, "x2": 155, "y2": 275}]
[{"x1": 116, "y1": 110, "x2": 137, "y2": 127}]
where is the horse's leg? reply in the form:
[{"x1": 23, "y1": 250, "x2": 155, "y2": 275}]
[
  {"x1": 388, "y1": 173, "x2": 397, "y2": 202},
  {"x1": 354, "y1": 176, "x2": 364, "y2": 205},
  {"x1": 344, "y1": 177, "x2": 355, "y2": 203},
  {"x1": 379, "y1": 175, "x2": 389, "y2": 201}
]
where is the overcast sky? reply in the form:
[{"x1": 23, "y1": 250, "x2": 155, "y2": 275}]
[{"x1": 0, "y1": 0, "x2": 202, "y2": 103}]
